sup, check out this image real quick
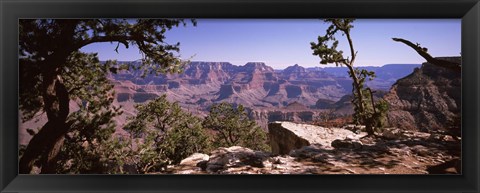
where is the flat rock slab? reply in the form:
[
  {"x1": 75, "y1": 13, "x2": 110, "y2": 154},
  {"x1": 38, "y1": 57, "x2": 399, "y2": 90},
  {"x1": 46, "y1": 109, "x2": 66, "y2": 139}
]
[{"x1": 268, "y1": 121, "x2": 366, "y2": 154}]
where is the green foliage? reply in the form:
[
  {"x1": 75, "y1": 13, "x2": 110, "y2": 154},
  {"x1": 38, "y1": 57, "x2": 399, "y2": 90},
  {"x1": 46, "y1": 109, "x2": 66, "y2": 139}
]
[
  {"x1": 52, "y1": 52, "x2": 122, "y2": 173},
  {"x1": 160, "y1": 115, "x2": 210, "y2": 164},
  {"x1": 373, "y1": 99, "x2": 389, "y2": 131},
  {"x1": 203, "y1": 102, "x2": 269, "y2": 151},
  {"x1": 126, "y1": 94, "x2": 185, "y2": 135},
  {"x1": 123, "y1": 95, "x2": 210, "y2": 173},
  {"x1": 310, "y1": 19, "x2": 355, "y2": 66}
]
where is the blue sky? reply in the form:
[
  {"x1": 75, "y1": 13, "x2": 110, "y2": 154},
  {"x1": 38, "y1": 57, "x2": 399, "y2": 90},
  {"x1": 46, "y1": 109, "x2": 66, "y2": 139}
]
[{"x1": 80, "y1": 19, "x2": 461, "y2": 69}]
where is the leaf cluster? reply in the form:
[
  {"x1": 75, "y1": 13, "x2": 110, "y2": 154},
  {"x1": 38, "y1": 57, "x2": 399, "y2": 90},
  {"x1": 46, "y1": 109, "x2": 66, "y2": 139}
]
[
  {"x1": 203, "y1": 102, "x2": 269, "y2": 151},
  {"x1": 310, "y1": 19, "x2": 355, "y2": 66}
]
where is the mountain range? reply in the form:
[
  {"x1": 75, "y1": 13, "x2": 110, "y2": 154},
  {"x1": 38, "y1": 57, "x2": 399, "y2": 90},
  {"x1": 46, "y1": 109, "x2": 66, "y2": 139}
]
[
  {"x1": 110, "y1": 61, "x2": 420, "y2": 108},
  {"x1": 109, "y1": 61, "x2": 420, "y2": 128}
]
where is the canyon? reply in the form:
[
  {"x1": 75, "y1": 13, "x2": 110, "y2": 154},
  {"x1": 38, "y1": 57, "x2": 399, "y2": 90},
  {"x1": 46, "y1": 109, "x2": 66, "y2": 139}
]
[
  {"x1": 109, "y1": 61, "x2": 419, "y2": 130},
  {"x1": 18, "y1": 58, "x2": 462, "y2": 174},
  {"x1": 19, "y1": 61, "x2": 420, "y2": 145}
]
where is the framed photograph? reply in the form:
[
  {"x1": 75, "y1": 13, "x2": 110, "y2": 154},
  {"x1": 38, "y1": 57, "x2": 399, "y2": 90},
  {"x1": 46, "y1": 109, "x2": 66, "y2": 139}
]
[{"x1": 1, "y1": 0, "x2": 479, "y2": 192}]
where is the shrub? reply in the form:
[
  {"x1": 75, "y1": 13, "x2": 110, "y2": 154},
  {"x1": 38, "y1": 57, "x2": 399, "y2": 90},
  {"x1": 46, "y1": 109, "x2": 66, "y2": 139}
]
[
  {"x1": 123, "y1": 94, "x2": 210, "y2": 173},
  {"x1": 203, "y1": 102, "x2": 269, "y2": 151}
]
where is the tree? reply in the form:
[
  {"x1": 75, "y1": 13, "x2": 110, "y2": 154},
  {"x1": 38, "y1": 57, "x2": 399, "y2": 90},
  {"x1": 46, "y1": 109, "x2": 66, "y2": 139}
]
[
  {"x1": 19, "y1": 19, "x2": 193, "y2": 173},
  {"x1": 392, "y1": 38, "x2": 461, "y2": 72},
  {"x1": 203, "y1": 102, "x2": 269, "y2": 151},
  {"x1": 124, "y1": 94, "x2": 210, "y2": 173},
  {"x1": 310, "y1": 19, "x2": 387, "y2": 136}
]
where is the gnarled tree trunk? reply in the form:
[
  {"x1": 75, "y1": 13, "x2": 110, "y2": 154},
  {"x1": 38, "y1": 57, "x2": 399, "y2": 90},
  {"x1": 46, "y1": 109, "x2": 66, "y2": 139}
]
[{"x1": 19, "y1": 72, "x2": 70, "y2": 173}]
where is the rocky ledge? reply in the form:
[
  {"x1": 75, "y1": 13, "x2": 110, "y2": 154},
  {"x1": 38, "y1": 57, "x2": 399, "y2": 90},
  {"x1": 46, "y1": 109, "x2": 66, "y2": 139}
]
[
  {"x1": 169, "y1": 122, "x2": 460, "y2": 174},
  {"x1": 384, "y1": 57, "x2": 461, "y2": 133},
  {"x1": 268, "y1": 121, "x2": 364, "y2": 154}
]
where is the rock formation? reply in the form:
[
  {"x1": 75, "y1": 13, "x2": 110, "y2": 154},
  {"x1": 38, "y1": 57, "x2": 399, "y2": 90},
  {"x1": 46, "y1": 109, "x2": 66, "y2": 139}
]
[
  {"x1": 384, "y1": 57, "x2": 461, "y2": 133},
  {"x1": 173, "y1": 153, "x2": 210, "y2": 174}
]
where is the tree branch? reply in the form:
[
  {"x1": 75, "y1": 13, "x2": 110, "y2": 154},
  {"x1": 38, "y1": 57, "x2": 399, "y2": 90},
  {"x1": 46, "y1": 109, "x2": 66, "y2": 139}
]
[
  {"x1": 392, "y1": 38, "x2": 461, "y2": 73},
  {"x1": 75, "y1": 35, "x2": 135, "y2": 50}
]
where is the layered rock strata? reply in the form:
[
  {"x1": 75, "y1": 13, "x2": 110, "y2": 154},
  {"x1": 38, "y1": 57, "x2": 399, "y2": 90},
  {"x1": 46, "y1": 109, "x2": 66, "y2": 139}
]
[{"x1": 384, "y1": 57, "x2": 461, "y2": 133}]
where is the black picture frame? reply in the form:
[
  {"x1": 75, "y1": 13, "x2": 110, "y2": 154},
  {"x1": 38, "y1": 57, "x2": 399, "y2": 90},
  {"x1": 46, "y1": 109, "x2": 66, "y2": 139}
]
[{"x1": 1, "y1": 0, "x2": 479, "y2": 192}]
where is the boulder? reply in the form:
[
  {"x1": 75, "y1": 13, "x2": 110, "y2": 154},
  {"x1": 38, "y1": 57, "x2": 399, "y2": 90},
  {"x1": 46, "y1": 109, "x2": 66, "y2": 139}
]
[
  {"x1": 268, "y1": 122, "x2": 311, "y2": 154},
  {"x1": 268, "y1": 121, "x2": 365, "y2": 154},
  {"x1": 174, "y1": 153, "x2": 210, "y2": 174},
  {"x1": 205, "y1": 146, "x2": 270, "y2": 173},
  {"x1": 179, "y1": 153, "x2": 209, "y2": 166}
]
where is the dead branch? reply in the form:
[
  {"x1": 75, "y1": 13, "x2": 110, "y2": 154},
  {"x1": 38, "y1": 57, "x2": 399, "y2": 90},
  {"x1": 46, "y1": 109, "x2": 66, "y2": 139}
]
[{"x1": 392, "y1": 38, "x2": 461, "y2": 73}]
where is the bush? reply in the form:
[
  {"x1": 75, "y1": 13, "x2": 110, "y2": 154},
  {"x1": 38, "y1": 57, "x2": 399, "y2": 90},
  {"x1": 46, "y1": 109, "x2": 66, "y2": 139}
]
[
  {"x1": 203, "y1": 102, "x2": 269, "y2": 151},
  {"x1": 160, "y1": 115, "x2": 210, "y2": 164},
  {"x1": 123, "y1": 94, "x2": 210, "y2": 173}
]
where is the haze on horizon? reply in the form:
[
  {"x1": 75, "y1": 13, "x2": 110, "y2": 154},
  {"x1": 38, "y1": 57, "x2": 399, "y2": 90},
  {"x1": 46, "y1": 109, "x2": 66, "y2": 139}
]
[{"x1": 80, "y1": 19, "x2": 461, "y2": 69}]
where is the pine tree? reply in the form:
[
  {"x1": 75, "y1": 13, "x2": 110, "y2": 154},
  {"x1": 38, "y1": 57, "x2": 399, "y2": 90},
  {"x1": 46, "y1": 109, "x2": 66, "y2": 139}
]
[
  {"x1": 203, "y1": 102, "x2": 269, "y2": 151},
  {"x1": 19, "y1": 19, "x2": 194, "y2": 173}
]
